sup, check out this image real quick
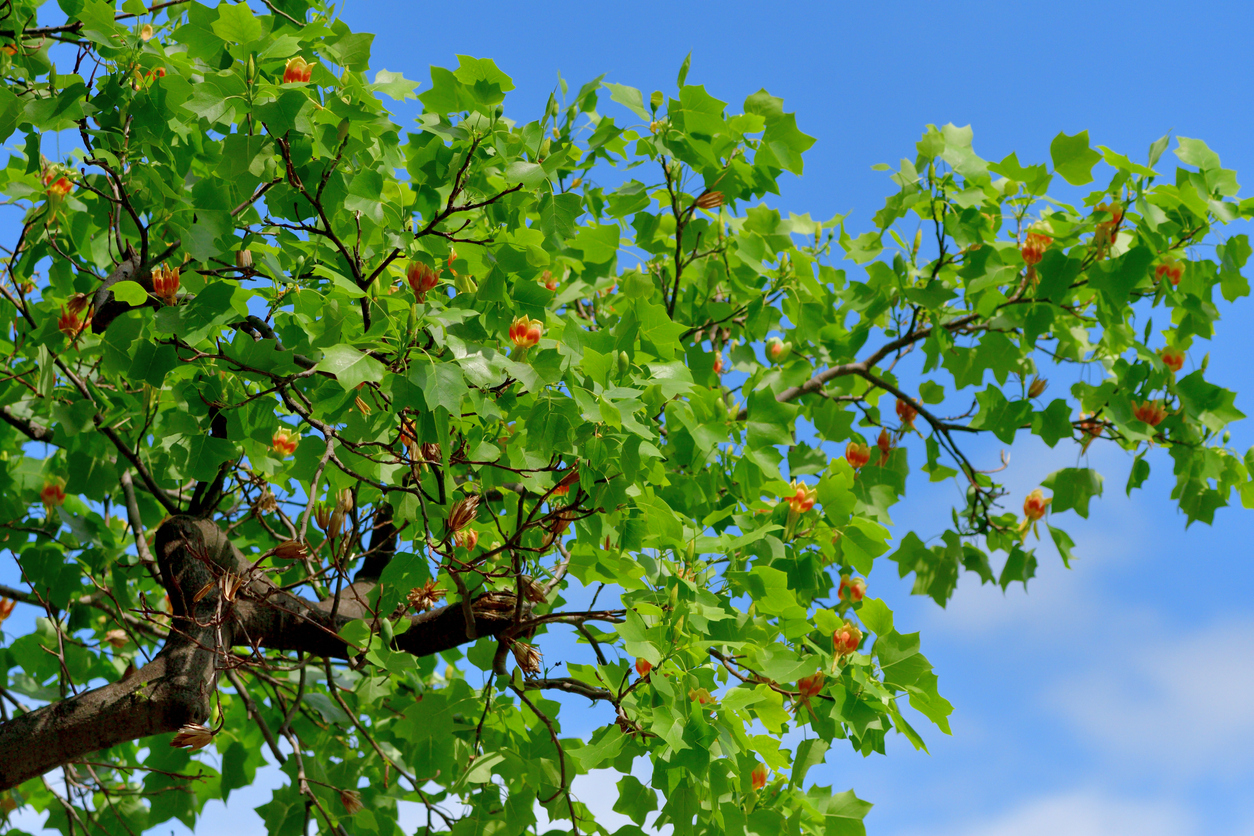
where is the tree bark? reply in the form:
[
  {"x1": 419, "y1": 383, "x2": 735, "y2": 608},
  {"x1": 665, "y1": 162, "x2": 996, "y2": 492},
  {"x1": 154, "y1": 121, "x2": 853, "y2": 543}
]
[{"x1": 0, "y1": 515, "x2": 515, "y2": 790}]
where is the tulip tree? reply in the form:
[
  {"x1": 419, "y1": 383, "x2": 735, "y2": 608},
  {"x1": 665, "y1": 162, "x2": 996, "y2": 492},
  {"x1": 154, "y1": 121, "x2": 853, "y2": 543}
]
[{"x1": 0, "y1": 1, "x2": 1252, "y2": 834}]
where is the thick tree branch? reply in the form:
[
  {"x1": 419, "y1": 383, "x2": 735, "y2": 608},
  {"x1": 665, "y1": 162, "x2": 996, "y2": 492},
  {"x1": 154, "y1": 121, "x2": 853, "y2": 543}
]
[{"x1": 0, "y1": 516, "x2": 521, "y2": 790}]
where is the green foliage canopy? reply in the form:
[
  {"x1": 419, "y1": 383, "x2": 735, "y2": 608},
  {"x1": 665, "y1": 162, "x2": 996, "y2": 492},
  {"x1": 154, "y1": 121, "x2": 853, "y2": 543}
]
[{"x1": 0, "y1": 1, "x2": 1251, "y2": 834}]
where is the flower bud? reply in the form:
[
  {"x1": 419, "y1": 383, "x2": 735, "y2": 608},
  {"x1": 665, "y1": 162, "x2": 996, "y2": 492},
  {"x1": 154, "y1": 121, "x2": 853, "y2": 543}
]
[
  {"x1": 1133, "y1": 399, "x2": 1168, "y2": 427},
  {"x1": 246, "y1": 54, "x2": 255, "y2": 85},
  {"x1": 151, "y1": 263, "x2": 179, "y2": 305},
  {"x1": 0, "y1": 599, "x2": 16, "y2": 626},
  {"x1": 838, "y1": 574, "x2": 866, "y2": 603},
  {"x1": 512, "y1": 641, "x2": 542, "y2": 674},
  {"x1": 1022, "y1": 488, "x2": 1051, "y2": 522},
  {"x1": 282, "y1": 56, "x2": 315, "y2": 84},
  {"x1": 339, "y1": 790, "x2": 364, "y2": 816},
  {"x1": 713, "y1": 350, "x2": 726, "y2": 376},
  {"x1": 139, "y1": 24, "x2": 154, "y2": 41},
  {"x1": 833, "y1": 621, "x2": 862, "y2": 657},
  {"x1": 446, "y1": 494, "x2": 480, "y2": 534},
  {"x1": 617, "y1": 350, "x2": 630, "y2": 376},
  {"x1": 335, "y1": 488, "x2": 353, "y2": 513},
  {"x1": 454, "y1": 271, "x2": 478, "y2": 295},
  {"x1": 1020, "y1": 231, "x2": 1052, "y2": 266},
  {"x1": 271, "y1": 428, "x2": 299, "y2": 457},
  {"x1": 751, "y1": 763, "x2": 768, "y2": 791},
  {"x1": 796, "y1": 672, "x2": 824, "y2": 700},
  {"x1": 694, "y1": 190, "x2": 724, "y2": 210},
  {"x1": 650, "y1": 90, "x2": 664, "y2": 112},
  {"x1": 1160, "y1": 346, "x2": 1185, "y2": 373},
  {"x1": 170, "y1": 723, "x2": 214, "y2": 751},
  {"x1": 785, "y1": 479, "x2": 817, "y2": 514},
  {"x1": 766, "y1": 338, "x2": 791, "y2": 363},
  {"x1": 272, "y1": 539, "x2": 308, "y2": 561},
  {"x1": 406, "y1": 261, "x2": 440, "y2": 301},
  {"x1": 40, "y1": 481, "x2": 66, "y2": 508},
  {"x1": 1155, "y1": 259, "x2": 1184, "y2": 286},
  {"x1": 844, "y1": 440, "x2": 871, "y2": 470},
  {"x1": 541, "y1": 269, "x2": 559, "y2": 291},
  {"x1": 508, "y1": 315, "x2": 543, "y2": 350},
  {"x1": 876, "y1": 428, "x2": 893, "y2": 464}
]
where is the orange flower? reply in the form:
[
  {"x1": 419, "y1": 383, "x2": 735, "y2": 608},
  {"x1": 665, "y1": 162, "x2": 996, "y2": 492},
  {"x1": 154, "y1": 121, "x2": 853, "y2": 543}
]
[
  {"x1": 1133, "y1": 399, "x2": 1168, "y2": 427},
  {"x1": 838, "y1": 574, "x2": 866, "y2": 603},
  {"x1": 508, "y1": 316, "x2": 543, "y2": 350},
  {"x1": 0, "y1": 598, "x2": 15, "y2": 625},
  {"x1": 282, "y1": 56, "x2": 315, "y2": 84},
  {"x1": 1160, "y1": 347, "x2": 1185, "y2": 373},
  {"x1": 406, "y1": 261, "x2": 439, "y2": 301},
  {"x1": 1093, "y1": 201, "x2": 1124, "y2": 255},
  {"x1": 271, "y1": 428, "x2": 299, "y2": 456},
  {"x1": 786, "y1": 479, "x2": 817, "y2": 514},
  {"x1": 895, "y1": 398, "x2": 917, "y2": 427},
  {"x1": 1020, "y1": 231, "x2": 1053, "y2": 266},
  {"x1": 750, "y1": 763, "x2": 768, "y2": 791},
  {"x1": 845, "y1": 440, "x2": 871, "y2": 470},
  {"x1": 151, "y1": 263, "x2": 179, "y2": 305},
  {"x1": 58, "y1": 307, "x2": 87, "y2": 338},
  {"x1": 1022, "y1": 489, "x2": 1051, "y2": 522},
  {"x1": 40, "y1": 482, "x2": 66, "y2": 508},
  {"x1": 688, "y1": 687, "x2": 715, "y2": 705},
  {"x1": 46, "y1": 176, "x2": 74, "y2": 199},
  {"x1": 541, "y1": 269, "x2": 559, "y2": 291},
  {"x1": 1155, "y1": 259, "x2": 1183, "y2": 286},
  {"x1": 713, "y1": 350, "x2": 726, "y2": 375},
  {"x1": 635, "y1": 658, "x2": 653, "y2": 677},
  {"x1": 833, "y1": 622, "x2": 862, "y2": 656},
  {"x1": 454, "y1": 528, "x2": 479, "y2": 550}
]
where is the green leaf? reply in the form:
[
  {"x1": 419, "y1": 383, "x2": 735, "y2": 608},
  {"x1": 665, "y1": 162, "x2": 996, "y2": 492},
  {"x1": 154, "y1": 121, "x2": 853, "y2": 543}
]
[
  {"x1": 211, "y1": 2, "x2": 264, "y2": 44},
  {"x1": 370, "y1": 69, "x2": 420, "y2": 100},
  {"x1": 112, "y1": 280, "x2": 148, "y2": 306},
  {"x1": 1049, "y1": 130, "x2": 1102, "y2": 185},
  {"x1": 858, "y1": 597, "x2": 893, "y2": 636},
  {"x1": 603, "y1": 82, "x2": 649, "y2": 120},
  {"x1": 315, "y1": 345, "x2": 386, "y2": 391},
  {"x1": 1041, "y1": 467, "x2": 1103, "y2": 518}
]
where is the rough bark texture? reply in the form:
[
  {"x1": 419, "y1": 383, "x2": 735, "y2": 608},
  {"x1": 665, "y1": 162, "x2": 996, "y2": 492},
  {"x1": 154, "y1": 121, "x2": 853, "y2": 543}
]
[{"x1": 0, "y1": 516, "x2": 515, "y2": 790}]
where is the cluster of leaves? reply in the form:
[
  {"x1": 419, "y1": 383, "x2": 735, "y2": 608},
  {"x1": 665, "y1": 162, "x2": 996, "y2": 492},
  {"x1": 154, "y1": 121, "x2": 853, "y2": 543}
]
[{"x1": 0, "y1": 1, "x2": 1250, "y2": 834}]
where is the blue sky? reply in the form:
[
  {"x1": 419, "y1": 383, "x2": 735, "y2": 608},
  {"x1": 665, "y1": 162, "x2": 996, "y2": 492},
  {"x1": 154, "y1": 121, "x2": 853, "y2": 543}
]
[{"x1": 8, "y1": 0, "x2": 1254, "y2": 833}]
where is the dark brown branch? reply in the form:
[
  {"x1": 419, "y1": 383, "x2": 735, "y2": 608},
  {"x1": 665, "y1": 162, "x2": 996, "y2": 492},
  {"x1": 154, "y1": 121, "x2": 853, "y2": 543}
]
[{"x1": 0, "y1": 516, "x2": 522, "y2": 790}]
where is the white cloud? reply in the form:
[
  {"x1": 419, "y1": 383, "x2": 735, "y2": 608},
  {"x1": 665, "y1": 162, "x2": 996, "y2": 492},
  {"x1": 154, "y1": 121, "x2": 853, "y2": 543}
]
[
  {"x1": 917, "y1": 790, "x2": 1197, "y2": 836},
  {"x1": 1049, "y1": 619, "x2": 1254, "y2": 772}
]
